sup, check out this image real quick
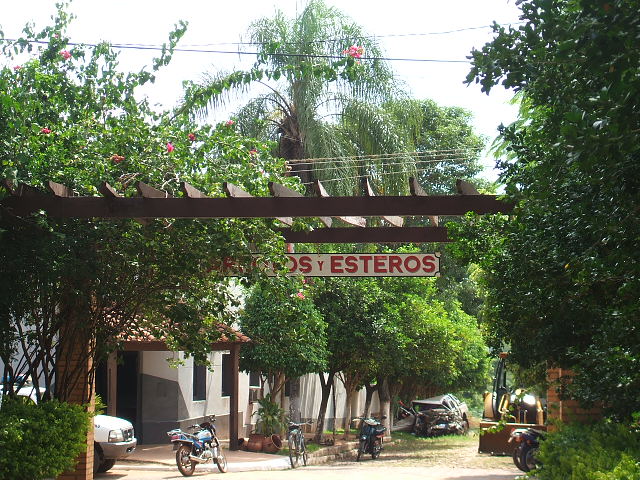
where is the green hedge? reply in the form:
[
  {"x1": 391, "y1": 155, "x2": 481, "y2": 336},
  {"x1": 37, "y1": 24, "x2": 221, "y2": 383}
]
[
  {"x1": 0, "y1": 398, "x2": 91, "y2": 480},
  {"x1": 537, "y1": 420, "x2": 640, "y2": 480}
]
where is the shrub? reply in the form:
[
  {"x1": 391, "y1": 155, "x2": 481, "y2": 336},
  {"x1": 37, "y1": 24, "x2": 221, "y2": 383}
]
[
  {"x1": 254, "y1": 393, "x2": 286, "y2": 436},
  {"x1": 537, "y1": 420, "x2": 640, "y2": 480},
  {"x1": 0, "y1": 398, "x2": 91, "y2": 480}
]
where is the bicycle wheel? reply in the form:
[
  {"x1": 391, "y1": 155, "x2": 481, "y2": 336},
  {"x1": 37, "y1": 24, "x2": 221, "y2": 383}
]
[
  {"x1": 300, "y1": 436, "x2": 308, "y2": 466},
  {"x1": 288, "y1": 432, "x2": 299, "y2": 468}
]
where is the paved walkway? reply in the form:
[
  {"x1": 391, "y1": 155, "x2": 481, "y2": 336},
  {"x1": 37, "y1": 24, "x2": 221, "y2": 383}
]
[{"x1": 116, "y1": 440, "x2": 357, "y2": 472}]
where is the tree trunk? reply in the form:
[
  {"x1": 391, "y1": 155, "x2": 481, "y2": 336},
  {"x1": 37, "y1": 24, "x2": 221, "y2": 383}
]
[
  {"x1": 363, "y1": 382, "x2": 378, "y2": 418},
  {"x1": 288, "y1": 376, "x2": 302, "y2": 422},
  {"x1": 377, "y1": 377, "x2": 392, "y2": 430},
  {"x1": 313, "y1": 371, "x2": 335, "y2": 443}
]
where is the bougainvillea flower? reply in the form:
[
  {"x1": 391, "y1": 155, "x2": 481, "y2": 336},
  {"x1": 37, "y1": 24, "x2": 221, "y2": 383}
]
[
  {"x1": 225, "y1": 120, "x2": 235, "y2": 126},
  {"x1": 343, "y1": 45, "x2": 364, "y2": 59},
  {"x1": 13, "y1": 65, "x2": 22, "y2": 71},
  {"x1": 296, "y1": 291, "x2": 305, "y2": 299},
  {"x1": 249, "y1": 148, "x2": 258, "y2": 155},
  {"x1": 111, "y1": 154, "x2": 125, "y2": 164},
  {"x1": 166, "y1": 142, "x2": 175, "y2": 153},
  {"x1": 188, "y1": 133, "x2": 196, "y2": 141},
  {"x1": 59, "y1": 50, "x2": 72, "y2": 60},
  {"x1": 40, "y1": 128, "x2": 52, "y2": 134}
]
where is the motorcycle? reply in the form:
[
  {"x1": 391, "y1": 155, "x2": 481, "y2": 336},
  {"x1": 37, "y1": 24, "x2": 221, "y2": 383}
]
[
  {"x1": 355, "y1": 415, "x2": 387, "y2": 461},
  {"x1": 509, "y1": 427, "x2": 545, "y2": 472},
  {"x1": 167, "y1": 416, "x2": 227, "y2": 476}
]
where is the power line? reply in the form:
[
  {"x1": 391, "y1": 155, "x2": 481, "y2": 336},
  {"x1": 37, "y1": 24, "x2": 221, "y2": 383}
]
[
  {"x1": 0, "y1": 38, "x2": 471, "y2": 64},
  {"x1": 292, "y1": 156, "x2": 474, "y2": 175},
  {"x1": 301, "y1": 164, "x2": 465, "y2": 185},
  {"x1": 287, "y1": 148, "x2": 480, "y2": 164}
]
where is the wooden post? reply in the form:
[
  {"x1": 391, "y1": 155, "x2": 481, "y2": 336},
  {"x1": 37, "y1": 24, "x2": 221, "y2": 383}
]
[
  {"x1": 56, "y1": 332, "x2": 95, "y2": 480},
  {"x1": 229, "y1": 343, "x2": 240, "y2": 450},
  {"x1": 106, "y1": 351, "x2": 117, "y2": 416}
]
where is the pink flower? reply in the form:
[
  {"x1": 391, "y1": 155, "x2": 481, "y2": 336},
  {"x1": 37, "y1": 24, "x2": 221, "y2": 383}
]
[
  {"x1": 13, "y1": 65, "x2": 22, "y2": 71},
  {"x1": 188, "y1": 133, "x2": 196, "y2": 141},
  {"x1": 166, "y1": 142, "x2": 175, "y2": 153},
  {"x1": 111, "y1": 154, "x2": 125, "y2": 164},
  {"x1": 249, "y1": 148, "x2": 258, "y2": 155},
  {"x1": 225, "y1": 120, "x2": 235, "y2": 126},
  {"x1": 343, "y1": 45, "x2": 364, "y2": 59},
  {"x1": 296, "y1": 292, "x2": 305, "y2": 300},
  {"x1": 40, "y1": 128, "x2": 52, "y2": 134},
  {"x1": 59, "y1": 50, "x2": 72, "y2": 60}
]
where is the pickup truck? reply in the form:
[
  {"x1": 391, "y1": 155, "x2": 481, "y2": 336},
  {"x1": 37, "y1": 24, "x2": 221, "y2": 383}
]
[{"x1": 7, "y1": 382, "x2": 137, "y2": 473}]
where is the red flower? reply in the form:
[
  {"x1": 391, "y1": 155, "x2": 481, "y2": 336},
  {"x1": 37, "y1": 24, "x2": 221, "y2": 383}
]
[
  {"x1": 249, "y1": 148, "x2": 258, "y2": 155},
  {"x1": 343, "y1": 45, "x2": 364, "y2": 59},
  {"x1": 166, "y1": 142, "x2": 175, "y2": 153},
  {"x1": 13, "y1": 65, "x2": 22, "y2": 71},
  {"x1": 188, "y1": 133, "x2": 196, "y2": 141},
  {"x1": 59, "y1": 50, "x2": 72, "y2": 60},
  {"x1": 111, "y1": 154, "x2": 125, "y2": 164},
  {"x1": 225, "y1": 120, "x2": 235, "y2": 126},
  {"x1": 296, "y1": 292, "x2": 305, "y2": 300},
  {"x1": 40, "y1": 128, "x2": 52, "y2": 134}
]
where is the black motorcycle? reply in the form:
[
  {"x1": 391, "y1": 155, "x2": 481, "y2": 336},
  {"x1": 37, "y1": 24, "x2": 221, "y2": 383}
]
[
  {"x1": 509, "y1": 427, "x2": 545, "y2": 472},
  {"x1": 355, "y1": 415, "x2": 387, "y2": 461},
  {"x1": 167, "y1": 416, "x2": 227, "y2": 476}
]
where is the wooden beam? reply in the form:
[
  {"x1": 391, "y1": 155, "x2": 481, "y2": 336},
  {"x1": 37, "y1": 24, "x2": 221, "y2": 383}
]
[
  {"x1": 363, "y1": 178, "x2": 403, "y2": 227},
  {"x1": 224, "y1": 182, "x2": 292, "y2": 226},
  {"x1": 313, "y1": 180, "x2": 365, "y2": 227},
  {"x1": 136, "y1": 181, "x2": 172, "y2": 198},
  {"x1": 0, "y1": 195, "x2": 514, "y2": 218},
  {"x1": 269, "y1": 182, "x2": 332, "y2": 227},
  {"x1": 99, "y1": 182, "x2": 120, "y2": 198},
  {"x1": 181, "y1": 182, "x2": 208, "y2": 198},
  {"x1": 47, "y1": 181, "x2": 74, "y2": 197},
  {"x1": 456, "y1": 179, "x2": 480, "y2": 195},
  {"x1": 409, "y1": 177, "x2": 439, "y2": 227},
  {"x1": 278, "y1": 226, "x2": 449, "y2": 243}
]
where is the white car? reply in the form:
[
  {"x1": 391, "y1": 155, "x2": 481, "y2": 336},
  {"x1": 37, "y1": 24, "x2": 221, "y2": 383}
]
[{"x1": 6, "y1": 382, "x2": 137, "y2": 473}]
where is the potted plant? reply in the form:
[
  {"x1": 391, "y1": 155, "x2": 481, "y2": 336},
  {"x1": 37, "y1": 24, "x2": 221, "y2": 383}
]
[{"x1": 251, "y1": 394, "x2": 285, "y2": 453}]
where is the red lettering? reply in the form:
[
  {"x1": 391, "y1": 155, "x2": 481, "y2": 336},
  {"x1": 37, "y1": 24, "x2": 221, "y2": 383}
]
[
  {"x1": 298, "y1": 255, "x2": 312, "y2": 274},
  {"x1": 388, "y1": 255, "x2": 402, "y2": 273},
  {"x1": 345, "y1": 256, "x2": 358, "y2": 273},
  {"x1": 287, "y1": 255, "x2": 298, "y2": 273},
  {"x1": 360, "y1": 255, "x2": 372, "y2": 273},
  {"x1": 422, "y1": 255, "x2": 436, "y2": 273},
  {"x1": 404, "y1": 255, "x2": 421, "y2": 273},
  {"x1": 331, "y1": 256, "x2": 344, "y2": 273},
  {"x1": 374, "y1": 255, "x2": 387, "y2": 273},
  {"x1": 317, "y1": 260, "x2": 325, "y2": 271}
]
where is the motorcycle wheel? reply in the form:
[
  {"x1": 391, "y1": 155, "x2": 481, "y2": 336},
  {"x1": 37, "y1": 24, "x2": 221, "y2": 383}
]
[
  {"x1": 216, "y1": 447, "x2": 228, "y2": 473},
  {"x1": 176, "y1": 445, "x2": 196, "y2": 476},
  {"x1": 356, "y1": 439, "x2": 366, "y2": 462},
  {"x1": 371, "y1": 439, "x2": 382, "y2": 459},
  {"x1": 519, "y1": 444, "x2": 538, "y2": 472},
  {"x1": 512, "y1": 444, "x2": 525, "y2": 472}
]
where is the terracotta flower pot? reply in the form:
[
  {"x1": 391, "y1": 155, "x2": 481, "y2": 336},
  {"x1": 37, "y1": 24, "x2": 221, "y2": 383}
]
[
  {"x1": 246, "y1": 433, "x2": 264, "y2": 452},
  {"x1": 262, "y1": 434, "x2": 282, "y2": 453}
]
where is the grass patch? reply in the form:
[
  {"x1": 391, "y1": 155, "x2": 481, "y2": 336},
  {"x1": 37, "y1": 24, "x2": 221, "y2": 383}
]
[{"x1": 278, "y1": 441, "x2": 322, "y2": 456}]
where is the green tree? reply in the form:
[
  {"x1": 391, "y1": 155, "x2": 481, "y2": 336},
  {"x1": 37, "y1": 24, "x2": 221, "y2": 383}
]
[
  {"x1": 0, "y1": 8, "x2": 296, "y2": 401},
  {"x1": 238, "y1": 277, "x2": 328, "y2": 398},
  {"x1": 182, "y1": 0, "x2": 423, "y2": 196},
  {"x1": 311, "y1": 276, "x2": 386, "y2": 440},
  {"x1": 462, "y1": 0, "x2": 640, "y2": 418}
]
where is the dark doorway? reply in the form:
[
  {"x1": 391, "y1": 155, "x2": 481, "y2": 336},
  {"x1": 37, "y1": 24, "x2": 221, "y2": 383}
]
[{"x1": 116, "y1": 351, "x2": 139, "y2": 430}]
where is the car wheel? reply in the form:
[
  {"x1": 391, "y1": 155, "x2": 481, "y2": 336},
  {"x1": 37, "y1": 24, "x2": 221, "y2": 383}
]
[
  {"x1": 97, "y1": 459, "x2": 116, "y2": 473},
  {"x1": 93, "y1": 444, "x2": 104, "y2": 475}
]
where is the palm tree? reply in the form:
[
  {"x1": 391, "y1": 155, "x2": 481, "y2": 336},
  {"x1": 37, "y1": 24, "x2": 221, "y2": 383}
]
[{"x1": 182, "y1": 0, "x2": 419, "y2": 196}]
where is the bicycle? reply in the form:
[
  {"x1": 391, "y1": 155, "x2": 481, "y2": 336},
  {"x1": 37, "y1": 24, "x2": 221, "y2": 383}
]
[{"x1": 287, "y1": 421, "x2": 312, "y2": 468}]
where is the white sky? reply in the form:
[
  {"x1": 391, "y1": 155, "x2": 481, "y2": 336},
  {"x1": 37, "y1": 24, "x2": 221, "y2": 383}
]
[{"x1": 2, "y1": 0, "x2": 522, "y2": 180}]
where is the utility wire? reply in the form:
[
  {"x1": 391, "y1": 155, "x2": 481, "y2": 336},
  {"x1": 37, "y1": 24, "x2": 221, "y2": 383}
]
[
  {"x1": 287, "y1": 148, "x2": 481, "y2": 164},
  {"x1": 301, "y1": 165, "x2": 461, "y2": 185},
  {"x1": 0, "y1": 38, "x2": 471, "y2": 63},
  {"x1": 291, "y1": 157, "x2": 473, "y2": 175}
]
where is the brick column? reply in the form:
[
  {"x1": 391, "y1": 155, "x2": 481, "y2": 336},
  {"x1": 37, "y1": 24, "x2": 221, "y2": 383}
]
[
  {"x1": 56, "y1": 331, "x2": 95, "y2": 480},
  {"x1": 546, "y1": 367, "x2": 602, "y2": 425}
]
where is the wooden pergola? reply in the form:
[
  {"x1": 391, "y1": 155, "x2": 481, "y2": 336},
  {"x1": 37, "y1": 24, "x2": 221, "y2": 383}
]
[
  {"x1": 0, "y1": 176, "x2": 512, "y2": 479},
  {"x1": 1, "y1": 177, "x2": 512, "y2": 242}
]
